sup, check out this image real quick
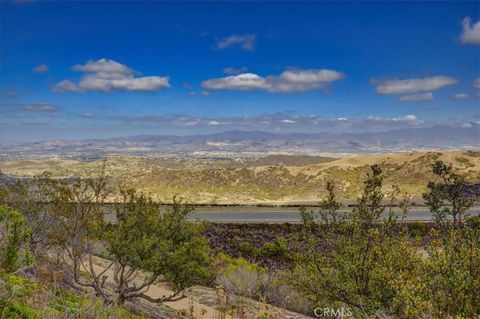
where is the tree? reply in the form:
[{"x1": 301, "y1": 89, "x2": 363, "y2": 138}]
[
  {"x1": 37, "y1": 170, "x2": 212, "y2": 305},
  {"x1": 293, "y1": 165, "x2": 423, "y2": 317},
  {"x1": 422, "y1": 160, "x2": 479, "y2": 317},
  {"x1": 2, "y1": 168, "x2": 213, "y2": 306},
  {"x1": 423, "y1": 160, "x2": 476, "y2": 227},
  {"x1": 3, "y1": 172, "x2": 61, "y2": 257},
  {"x1": 100, "y1": 190, "x2": 212, "y2": 305},
  {"x1": 0, "y1": 205, "x2": 31, "y2": 274}
]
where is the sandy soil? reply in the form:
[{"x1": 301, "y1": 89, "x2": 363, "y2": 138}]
[{"x1": 87, "y1": 256, "x2": 312, "y2": 319}]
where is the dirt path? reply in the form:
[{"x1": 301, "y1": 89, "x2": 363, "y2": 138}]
[
  {"x1": 89, "y1": 256, "x2": 222, "y2": 318},
  {"x1": 87, "y1": 256, "x2": 312, "y2": 319}
]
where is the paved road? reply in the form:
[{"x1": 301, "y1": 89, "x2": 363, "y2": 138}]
[{"x1": 188, "y1": 208, "x2": 480, "y2": 223}]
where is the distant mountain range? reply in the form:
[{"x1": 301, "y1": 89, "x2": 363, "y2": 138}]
[{"x1": 1, "y1": 125, "x2": 478, "y2": 160}]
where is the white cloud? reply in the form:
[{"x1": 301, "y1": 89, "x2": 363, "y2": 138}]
[
  {"x1": 376, "y1": 76, "x2": 457, "y2": 94},
  {"x1": 223, "y1": 67, "x2": 248, "y2": 75},
  {"x1": 202, "y1": 69, "x2": 344, "y2": 93},
  {"x1": 53, "y1": 59, "x2": 170, "y2": 93},
  {"x1": 396, "y1": 114, "x2": 420, "y2": 123},
  {"x1": 399, "y1": 92, "x2": 434, "y2": 102},
  {"x1": 461, "y1": 17, "x2": 480, "y2": 45},
  {"x1": 473, "y1": 77, "x2": 480, "y2": 89},
  {"x1": 453, "y1": 93, "x2": 471, "y2": 100},
  {"x1": 203, "y1": 73, "x2": 268, "y2": 91},
  {"x1": 109, "y1": 113, "x2": 427, "y2": 133},
  {"x1": 201, "y1": 91, "x2": 210, "y2": 96},
  {"x1": 33, "y1": 64, "x2": 49, "y2": 73},
  {"x1": 367, "y1": 114, "x2": 423, "y2": 125},
  {"x1": 217, "y1": 34, "x2": 256, "y2": 50},
  {"x1": 54, "y1": 80, "x2": 82, "y2": 92},
  {"x1": 72, "y1": 59, "x2": 132, "y2": 74}
]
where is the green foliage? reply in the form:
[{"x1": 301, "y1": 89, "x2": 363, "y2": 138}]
[
  {"x1": 0, "y1": 298, "x2": 40, "y2": 319},
  {"x1": 421, "y1": 160, "x2": 479, "y2": 317},
  {"x1": 294, "y1": 166, "x2": 426, "y2": 317},
  {"x1": 238, "y1": 238, "x2": 290, "y2": 262},
  {"x1": 216, "y1": 252, "x2": 264, "y2": 274},
  {"x1": 423, "y1": 160, "x2": 477, "y2": 226},
  {"x1": 215, "y1": 252, "x2": 267, "y2": 297},
  {"x1": 0, "y1": 206, "x2": 31, "y2": 274},
  {"x1": 408, "y1": 221, "x2": 428, "y2": 239},
  {"x1": 293, "y1": 161, "x2": 480, "y2": 318},
  {"x1": 0, "y1": 275, "x2": 144, "y2": 318},
  {"x1": 102, "y1": 191, "x2": 213, "y2": 304},
  {"x1": 51, "y1": 288, "x2": 85, "y2": 314},
  {"x1": 423, "y1": 227, "x2": 480, "y2": 317},
  {"x1": 4, "y1": 170, "x2": 212, "y2": 307},
  {"x1": 238, "y1": 241, "x2": 255, "y2": 256},
  {"x1": 255, "y1": 237, "x2": 289, "y2": 260}
]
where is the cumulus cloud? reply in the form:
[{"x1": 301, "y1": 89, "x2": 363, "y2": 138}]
[
  {"x1": 217, "y1": 34, "x2": 256, "y2": 50},
  {"x1": 223, "y1": 67, "x2": 248, "y2": 75},
  {"x1": 203, "y1": 73, "x2": 267, "y2": 91},
  {"x1": 53, "y1": 59, "x2": 170, "y2": 93},
  {"x1": 461, "y1": 17, "x2": 480, "y2": 45},
  {"x1": 202, "y1": 69, "x2": 345, "y2": 93},
  {"x1": 399, "y1": 92, "x2": 434, "y2": 102},
  {"x1": 33, "y1": 64, "x2": 49, "y2": 73},
  {"x1": 473, "y1": 77, "x2": 480, "y2": 89},
  {"x1": 375, "y1": 76, "x2": 457, "y2": 94}
]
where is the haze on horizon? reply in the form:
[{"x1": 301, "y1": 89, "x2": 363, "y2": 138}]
[{"x1": 0, "y1": 1, "x2": 479, "y2": 144}]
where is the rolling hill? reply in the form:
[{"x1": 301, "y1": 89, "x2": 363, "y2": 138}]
[{"x1": 1, "y1": 151, "x2": 479, "y2": 205}]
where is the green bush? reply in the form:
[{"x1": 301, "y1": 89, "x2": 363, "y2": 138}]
[
  {"x1": 0, "y1": 206, "x2": 31, "y2": 274},
  {"x1": 408, "y1": 221, "x2": 428, "y2": 239},
  {"x1": 215, "y1": 252, "x2": 267, "y2": 298},
  {"x1": 0, "y1": 298, "x2": 40, "y2": 319},
  {"x1": 293, "y1": 162, "x2": 479, "y2": 318},
  {"x1": 255, "y1": 237, "x2": 290, "y2": 261}
]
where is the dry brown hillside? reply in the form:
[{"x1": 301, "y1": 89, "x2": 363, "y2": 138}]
[{"x1": 1, "y1": 151, "x2": 479, "y2": 204}]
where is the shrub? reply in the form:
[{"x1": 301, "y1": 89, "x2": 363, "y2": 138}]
[
  {"x1": 293, "y1": 166, "x2": 427, "y2": 317},
  {"x1": 215, "y1": 252, "x2": 267, "y2": 298},
  {"x1": 0, "y1": 205, "x2": 31, "y2": 274},
  {"x1": 293, "y1": 162, "x2": 480, "y2": 318}
]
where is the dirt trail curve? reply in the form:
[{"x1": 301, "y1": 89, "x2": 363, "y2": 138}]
[{"x1": 89, "y1": 256, "x2": 312, "y2": 319}]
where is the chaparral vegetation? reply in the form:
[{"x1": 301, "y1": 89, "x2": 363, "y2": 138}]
[{"x1": 0, "y1": 159, "x2": 478, "y2": 318}]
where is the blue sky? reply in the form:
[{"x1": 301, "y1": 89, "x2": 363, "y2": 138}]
[{"x1": 0, "y1": 1, "x2": 479, "y2": 142}]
